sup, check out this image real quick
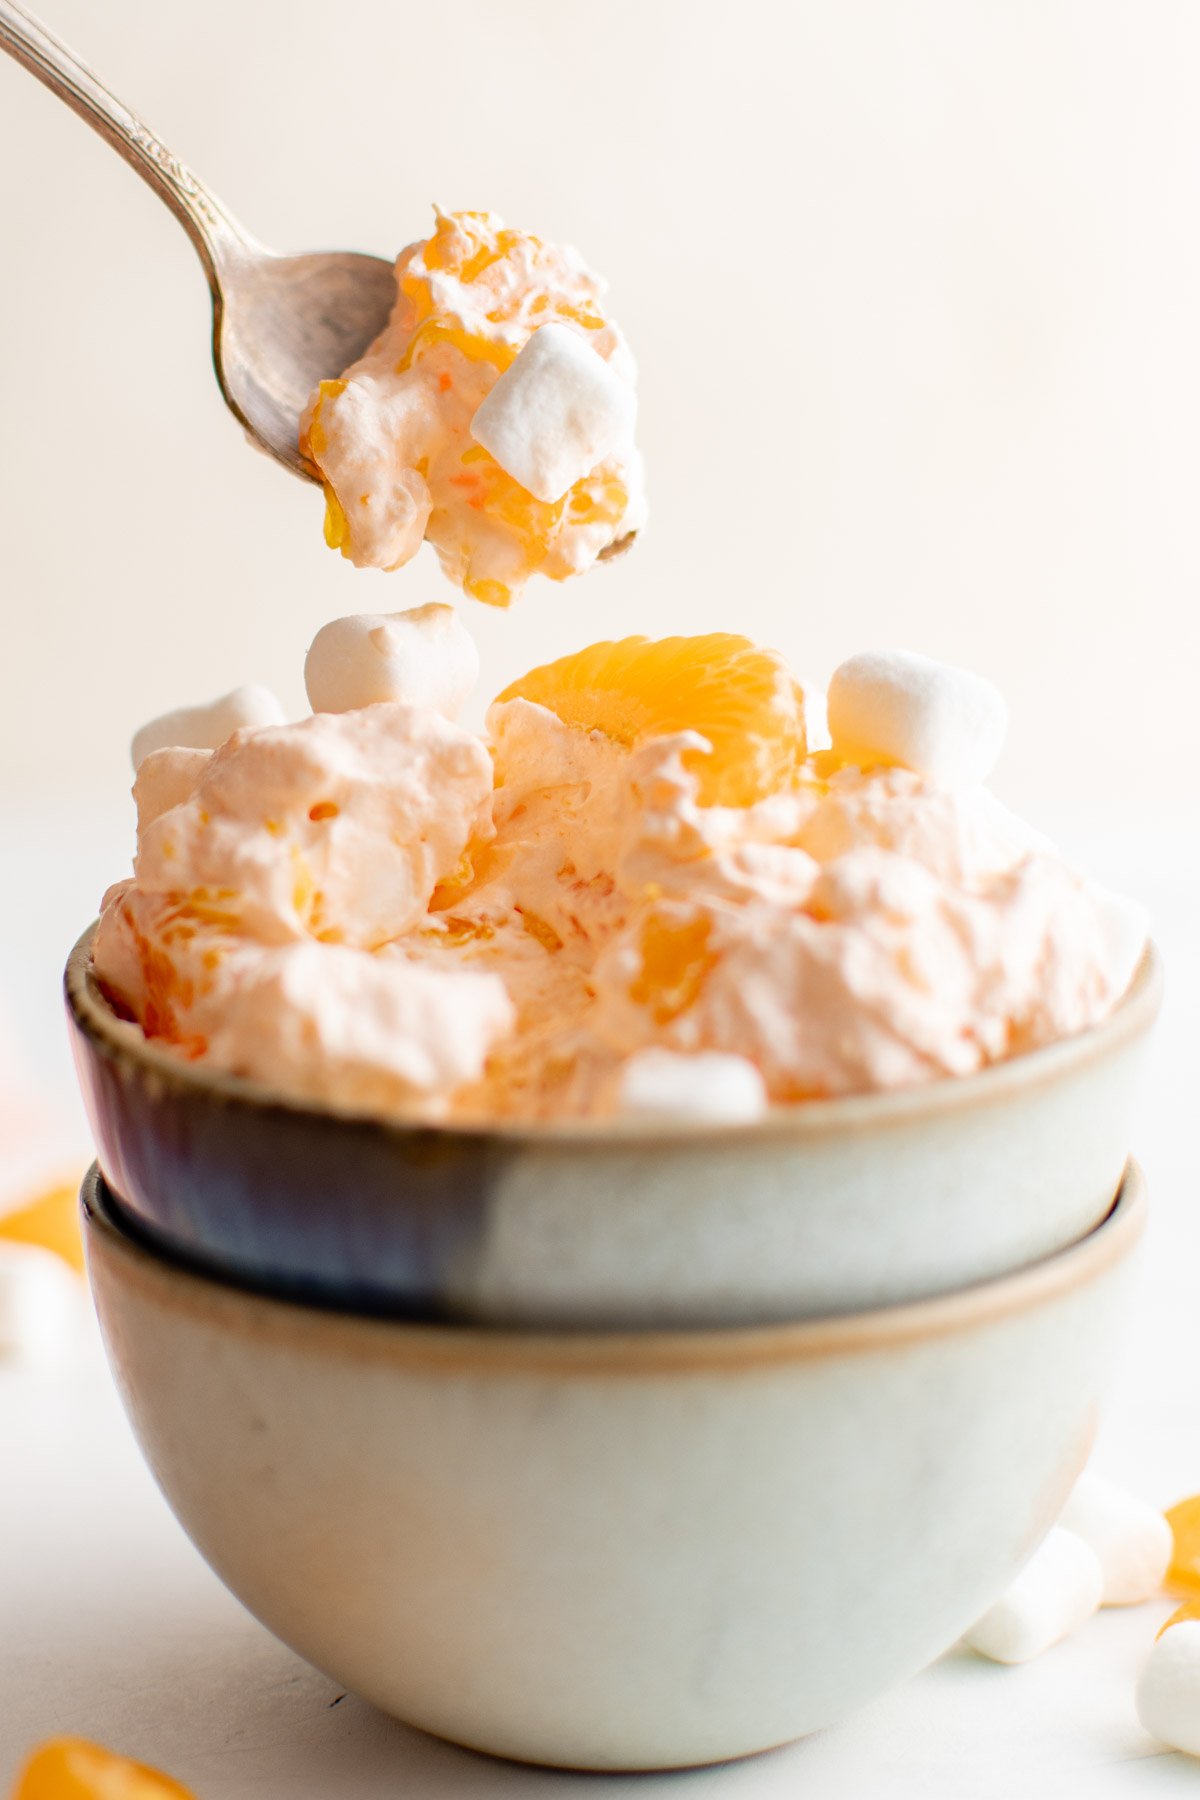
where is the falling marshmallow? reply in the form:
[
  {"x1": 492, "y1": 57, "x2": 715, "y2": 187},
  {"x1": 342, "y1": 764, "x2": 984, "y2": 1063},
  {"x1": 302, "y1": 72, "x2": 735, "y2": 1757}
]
[
  {"x1": 826, "y1": 649, "x2": 1008, "y2": 787},
  {"x1": 963, "y1": 1527, "x2": 1103, "y2": 1663},
  {"x1": 470, "y1": 323, "x2": 636, "y2": 503},
  {"x1": 0, "y1": 1243, "x2": 86, "y2": 1367},
  {"x1": 304, "y1": 604, "x2": 479, "y2": 720},
  {"x1": 1136, "y1": 1620, "x2": 1200, "y2": 1757},
  {"x1": 614, "y1": 1050, "x2": 768, "y2": 1126},
  {"x1": 131, "y1": 684, "x2": 285, "y2": 771},
  {"x1": 1058, "y1": 1473, "x2": 1172, "y2": 1606}
]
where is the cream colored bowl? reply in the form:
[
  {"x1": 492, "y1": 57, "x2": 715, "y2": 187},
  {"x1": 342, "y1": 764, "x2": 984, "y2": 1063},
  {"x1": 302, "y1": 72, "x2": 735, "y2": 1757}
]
[
  {"x1": 69, "y1": 930, "x2": 1160, "y2": 1326},
  {"x1": 84, "y1": 1162, "x2": 1145, "y2": 1771}
]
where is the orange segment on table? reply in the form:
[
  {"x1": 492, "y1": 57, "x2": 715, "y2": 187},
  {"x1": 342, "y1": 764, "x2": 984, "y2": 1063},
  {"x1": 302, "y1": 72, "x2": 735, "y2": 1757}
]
[
  {"x1": 1165, "y1": 1495, "x2": 1200, "y2": 1597},
  {"x1": 0, "y1": 1182, "x2": 84, "y2": 1273},
  {"x1": 11, "y1": 1738, "x2": 194, "y2": 1799}
]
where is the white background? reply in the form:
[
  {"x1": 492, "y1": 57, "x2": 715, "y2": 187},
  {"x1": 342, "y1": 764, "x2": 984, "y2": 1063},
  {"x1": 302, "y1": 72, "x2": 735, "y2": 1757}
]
[{"x1": 2, "y1": 0, "x2": 1200, "y2": 827}]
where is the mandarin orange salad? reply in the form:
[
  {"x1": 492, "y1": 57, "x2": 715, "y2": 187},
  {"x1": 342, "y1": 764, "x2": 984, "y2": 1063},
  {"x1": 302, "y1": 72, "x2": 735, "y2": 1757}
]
[
  {"x1": 95, "y1": 618, "x2": 1147, "y2": 1127},
  {"x1": 299, "y1": 209, "x2": 644, "y2": 606}
]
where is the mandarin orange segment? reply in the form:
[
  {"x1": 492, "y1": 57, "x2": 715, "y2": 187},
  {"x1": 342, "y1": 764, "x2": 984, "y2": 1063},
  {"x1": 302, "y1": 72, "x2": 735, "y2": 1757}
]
[
  {"x1": 494, "y1": 634, "x2": 806, "y2": 809},
  {"x1": 0, "y1": 1183, "x2": 85, "y2": 1273},
  {"x1": 322, "y1": 485, "x2": 350, "y2": 553},
  {"x1": 1165, "y1": 1495, "x2": 1200, "y2": 1596},
  {"x1": 1157, "y1": 1599, "x2": 1200, "y2": 1639},
  {"x1": 12, "y1": 1738, "x2": 195, "y2": 1800},
  {"x1": 629, "y1": 911, "x2": 719, "y2": 1024}
]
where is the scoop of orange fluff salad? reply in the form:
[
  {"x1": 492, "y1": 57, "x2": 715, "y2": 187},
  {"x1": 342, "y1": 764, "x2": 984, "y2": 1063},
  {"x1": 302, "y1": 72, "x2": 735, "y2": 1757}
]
[
  {"x1": 299, "y1": 209, "x2": 644, "y2": 606},
  {"x1": 94, "y1": 616, "x2": 1147, "y2": 1125}
]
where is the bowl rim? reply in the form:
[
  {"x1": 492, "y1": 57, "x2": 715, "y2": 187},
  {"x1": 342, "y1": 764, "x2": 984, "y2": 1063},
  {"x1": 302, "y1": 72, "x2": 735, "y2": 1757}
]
[
  {"x1": 65, "y1": 924, "x2": 1163, "y2": 1150},
  {"x1": 82, "y1": 1157, "x2": 1145, "y2": 1373}
]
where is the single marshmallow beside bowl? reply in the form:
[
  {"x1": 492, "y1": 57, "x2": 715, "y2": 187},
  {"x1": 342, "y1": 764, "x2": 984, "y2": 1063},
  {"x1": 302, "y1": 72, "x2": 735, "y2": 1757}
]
[
  {"x1": 827, "y1": 650, "x2": 1008, "y2": 787},
  {"x1": 0, "y1": 1243, "x2": 86, "y2": 1366},
  {"x1": 1058, "y1": 1473, "x2": 1172, "y2": 1606},
  {"x1": 305, "y1": 603, "x2": 479, "y2": 719},
  {"x1": 1136, "y1": 1621, "x2": 1200, "y2": 1757},
  {"x1": 963, "y1": 1526, "x2": 1103, "y2": 1663},
  {"x1": 131, "y1": 684, "x2": 285, "y2": 771},
  {"x1": 614, "y1": 1050, "x2": 768, "y2": 1126},
  {"x1": 470, "y1": 322, "x2": 636, "y2": 503}
]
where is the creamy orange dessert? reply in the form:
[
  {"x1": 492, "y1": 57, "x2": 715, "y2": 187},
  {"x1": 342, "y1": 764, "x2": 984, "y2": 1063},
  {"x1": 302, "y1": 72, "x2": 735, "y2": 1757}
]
[
  {"x1": 92, "y1": 616, "x2": 1146, "y2": 1126},
  {"x1": 300, "y1": 209, "x2": 644, "y2": 606}
]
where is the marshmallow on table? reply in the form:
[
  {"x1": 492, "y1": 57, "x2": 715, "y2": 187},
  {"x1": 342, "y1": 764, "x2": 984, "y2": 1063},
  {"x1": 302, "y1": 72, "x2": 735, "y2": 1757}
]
[
  {"x1": 1058, "y1": 1473, "x2": 1172, "y2": 1605},
  {"x1": 614, "y1": 1050, "x2": 768, "y2": 1126},
  {"x1": 1136, "y1": 1620, "x2": 1200, "y2": 1757},
  {"x1": 305, "y1": 603, "x2": 479, "y2": 719},
  {"x1": 963, "y1": 1527, "x2": 1103, "y2": 1663},
  {"x1": 827, "y1": 650, "x2": 1008, "y2": 788},
  {"x1": 470, "y1": 322, "x2": 636, "y2": 503},
  {"x1": 0, "y1": 1243, "x2": 85, "y2": 1367},
  {"x1": 131, "y1": 684, "x2": 285, "y2": 770}
]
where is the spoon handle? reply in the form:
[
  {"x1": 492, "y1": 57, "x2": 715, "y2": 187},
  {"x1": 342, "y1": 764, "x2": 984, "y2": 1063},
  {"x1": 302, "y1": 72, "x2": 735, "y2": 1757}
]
[{"x1": 0, "y1": 0, "x2": 254, "y2": 286}]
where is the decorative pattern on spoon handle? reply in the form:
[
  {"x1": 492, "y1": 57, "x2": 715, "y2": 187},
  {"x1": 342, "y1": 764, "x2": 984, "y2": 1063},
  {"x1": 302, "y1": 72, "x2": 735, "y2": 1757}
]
[{"x1": 0, "y1": 0, "x2": 254, "y2": 285}]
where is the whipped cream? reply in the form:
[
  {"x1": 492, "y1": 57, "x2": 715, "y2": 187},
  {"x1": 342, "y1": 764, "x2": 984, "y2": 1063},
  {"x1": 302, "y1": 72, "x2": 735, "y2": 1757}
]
[
  {"x1": 300, "y1": 209, "x2": 644, "y2": 607},
  {"x1": 96, "y1": 623, "x2": 1148, "y2": 1126},
  {"x1": 95, "y1": 702, "x2": 511, "y2": 1114}
]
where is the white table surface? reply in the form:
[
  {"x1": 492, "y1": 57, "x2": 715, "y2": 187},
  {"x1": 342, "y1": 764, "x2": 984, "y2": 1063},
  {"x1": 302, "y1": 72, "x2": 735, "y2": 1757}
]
[{"x1": 2, "y1": 801, "x2": 1198, "y2": 1799}]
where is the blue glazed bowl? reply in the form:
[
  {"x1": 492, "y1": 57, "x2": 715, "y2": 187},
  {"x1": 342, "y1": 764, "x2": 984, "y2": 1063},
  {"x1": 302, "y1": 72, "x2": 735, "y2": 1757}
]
[{"x1": 65, "y1": 924, "x2": 1161, "y2": 1327}]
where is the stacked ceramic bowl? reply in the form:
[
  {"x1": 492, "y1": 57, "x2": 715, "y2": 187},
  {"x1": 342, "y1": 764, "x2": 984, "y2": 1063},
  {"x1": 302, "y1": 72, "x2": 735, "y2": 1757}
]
[{"x1": 67, "y1": 925, "x2": 1162, "y2": 1771}]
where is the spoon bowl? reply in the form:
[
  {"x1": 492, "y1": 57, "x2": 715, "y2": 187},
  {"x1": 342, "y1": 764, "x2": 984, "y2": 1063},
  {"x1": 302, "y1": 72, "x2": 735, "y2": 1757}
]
[{"x1": 216, "y1": 248, "x2": 396, "y2": 478}]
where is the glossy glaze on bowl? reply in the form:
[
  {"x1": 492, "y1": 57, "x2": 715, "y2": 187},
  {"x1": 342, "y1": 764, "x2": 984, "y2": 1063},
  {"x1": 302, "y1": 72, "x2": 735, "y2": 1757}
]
[
  {"x1": 67, "y1": 926, "x2": 1161, "y2": 1326},
  {"x1": 83, "y1": 1163, "x2": 1145, "y2": 1770}
]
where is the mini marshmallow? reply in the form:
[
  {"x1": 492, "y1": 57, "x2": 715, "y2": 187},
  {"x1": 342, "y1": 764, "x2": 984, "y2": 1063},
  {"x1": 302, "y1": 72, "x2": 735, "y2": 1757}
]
[
  {"x1": 827, "y1": 649, "x2": 1008, "y2": 788},
  {"x1": 614, "y1": 1050, "x2": 768, "y2": 1125},
  {"x1": 963, "y1": 1527, "x2": 1103, "y2": 1663},
  {"x1": 470, "y1": 322, "x2": 636, "y2": 503},
  {"x1": 131, "y1": 684, "x2": 285, "y2": 771},
  {"x1": 0, "y1": 1243, "x2": 85, "y2": 1367},
  {"x1": 1058, "y1": 1473, "x2": 1172, "y2": 1606},
  {"x1": 1136, "y1": 1620, "x2": 1200, "y2": 1757},
  {"x1": 305, "y1": 603, "x2": 479, "y2": 720}
]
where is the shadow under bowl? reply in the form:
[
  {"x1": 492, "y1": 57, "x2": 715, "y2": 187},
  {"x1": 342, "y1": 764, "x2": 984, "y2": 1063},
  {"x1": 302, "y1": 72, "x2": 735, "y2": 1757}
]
[
  {"x1": 82, "y1": 1161, "x2": 1145, "y2": 1771},
  {"x1": 66, "y1": 925, "x2": 1161, "y2": 1327}
]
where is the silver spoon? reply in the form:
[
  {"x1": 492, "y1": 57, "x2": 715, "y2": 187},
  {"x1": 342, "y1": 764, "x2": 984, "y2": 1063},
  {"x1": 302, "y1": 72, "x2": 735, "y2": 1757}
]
[
  {"x1": 0, "y1": 2, "x2": 638, "y2": 561},
  {"x1": 0, "y1": 0, "x2": 396, "y2": 481}
]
